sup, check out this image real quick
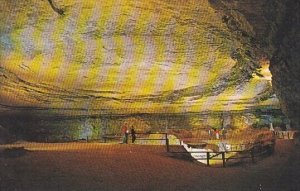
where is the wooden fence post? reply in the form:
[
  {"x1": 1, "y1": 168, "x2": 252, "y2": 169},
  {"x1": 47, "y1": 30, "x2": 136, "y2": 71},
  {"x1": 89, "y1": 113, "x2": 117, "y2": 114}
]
[
  {"x1": 165, "y1": 133, "x2": 169, "y2": 152},
  {"x1": 206, "y1": 152, "x2": 210, "y2": 166},
  {"x1": 222, "y1": 152, "x2": 226, "y2": 167}
]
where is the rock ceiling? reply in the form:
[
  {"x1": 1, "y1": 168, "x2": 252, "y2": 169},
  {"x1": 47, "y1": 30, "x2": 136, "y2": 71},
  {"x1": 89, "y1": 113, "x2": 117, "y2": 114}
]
[{"x1": 0, "y1": 0, "x2": 278, "y2": 115}]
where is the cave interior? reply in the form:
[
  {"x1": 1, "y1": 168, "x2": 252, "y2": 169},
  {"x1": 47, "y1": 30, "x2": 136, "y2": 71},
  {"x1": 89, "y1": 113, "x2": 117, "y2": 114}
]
[{"x1": 0, "y1": 0, "x2": 299, "y2": 142}]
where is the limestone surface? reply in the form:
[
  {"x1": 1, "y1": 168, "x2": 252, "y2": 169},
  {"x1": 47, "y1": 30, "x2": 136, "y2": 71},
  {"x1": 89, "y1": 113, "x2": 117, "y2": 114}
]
[{"x1": 0, "y1": 0, "x2": 278, "y2": 116}]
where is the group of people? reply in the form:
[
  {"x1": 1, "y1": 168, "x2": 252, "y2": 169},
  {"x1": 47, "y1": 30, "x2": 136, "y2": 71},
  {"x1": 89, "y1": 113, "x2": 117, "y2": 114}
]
[
  {"x1": 208, "y1": 127, "x2": 227, "y2": 140},
  {"x1": 121, "y1": 124, "x2": 136, "y2": 144}
]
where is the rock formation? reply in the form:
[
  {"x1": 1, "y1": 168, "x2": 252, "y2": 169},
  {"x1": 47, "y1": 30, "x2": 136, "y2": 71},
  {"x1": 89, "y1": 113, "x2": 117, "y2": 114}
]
[{"x1": 0, "y1": 0, "x2": 299, "y2": 140}]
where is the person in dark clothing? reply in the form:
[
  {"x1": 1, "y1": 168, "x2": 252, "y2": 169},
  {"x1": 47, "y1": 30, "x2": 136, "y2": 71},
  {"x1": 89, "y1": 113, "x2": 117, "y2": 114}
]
[{"x1": 131, "y1": 127, "x2": 136, "y2": 143}]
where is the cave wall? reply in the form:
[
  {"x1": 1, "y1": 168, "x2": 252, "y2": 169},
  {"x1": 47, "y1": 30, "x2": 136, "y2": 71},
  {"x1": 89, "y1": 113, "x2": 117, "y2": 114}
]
[
  {"x1": 0, "y1": 111, "x2": 285, "y2": 142},
  {"x1": 269, "y1": 0, "x2": 300, "y2": 128},
  {"x1": 209, "y1": 0, "x2": 300, "y2": 129}
]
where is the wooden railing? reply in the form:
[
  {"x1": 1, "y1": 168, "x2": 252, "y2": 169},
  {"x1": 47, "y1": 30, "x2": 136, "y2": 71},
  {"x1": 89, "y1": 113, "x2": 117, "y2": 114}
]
[
  {"x1": 102, "y1": 132, "x2": 170, "y2": 152},
  {"x1": 170, "y1": 140, "x2": 275, "y2": 167},
  {"x1": 77, "y1": 132, "x2": 276, "y2": 167}
]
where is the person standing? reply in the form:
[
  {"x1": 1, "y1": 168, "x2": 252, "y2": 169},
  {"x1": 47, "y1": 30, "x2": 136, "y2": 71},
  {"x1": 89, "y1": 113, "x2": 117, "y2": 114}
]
[
  {"x1": 221, "y1": 128, "x2": 227, "y2": 139},
  {"x1": 208, "y1": 128, "x2": 212, "y2": 139},
  {"x1": 125, "y1": 129, "x2": 129, "y2": 144},
  {"x1": 131, "y1": 127, "x2": 136, "y2": 143},
  {"x1": 215, "y1": 129, "x2": 220, "y2": 140},
  {"x1": 121, "y1": 123, "x2": 128, "y2": 144}
]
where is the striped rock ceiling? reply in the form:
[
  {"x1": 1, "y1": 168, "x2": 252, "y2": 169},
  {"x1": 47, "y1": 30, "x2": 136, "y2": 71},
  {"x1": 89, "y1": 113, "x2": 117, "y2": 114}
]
[{"x1": 0, "y1": 0, "x2": 278, "y2": 115}]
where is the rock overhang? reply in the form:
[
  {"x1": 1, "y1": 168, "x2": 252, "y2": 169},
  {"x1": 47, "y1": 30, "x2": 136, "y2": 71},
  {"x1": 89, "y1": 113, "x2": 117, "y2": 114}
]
[{"x1": 0, "y1": 0, "x2": 280, "y2": 116}]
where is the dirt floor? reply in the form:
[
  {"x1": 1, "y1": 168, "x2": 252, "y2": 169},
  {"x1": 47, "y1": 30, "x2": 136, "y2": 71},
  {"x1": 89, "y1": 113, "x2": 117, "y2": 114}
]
[{"x1": 0, "y1": 140, "x2": 299, "y2": 191}]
